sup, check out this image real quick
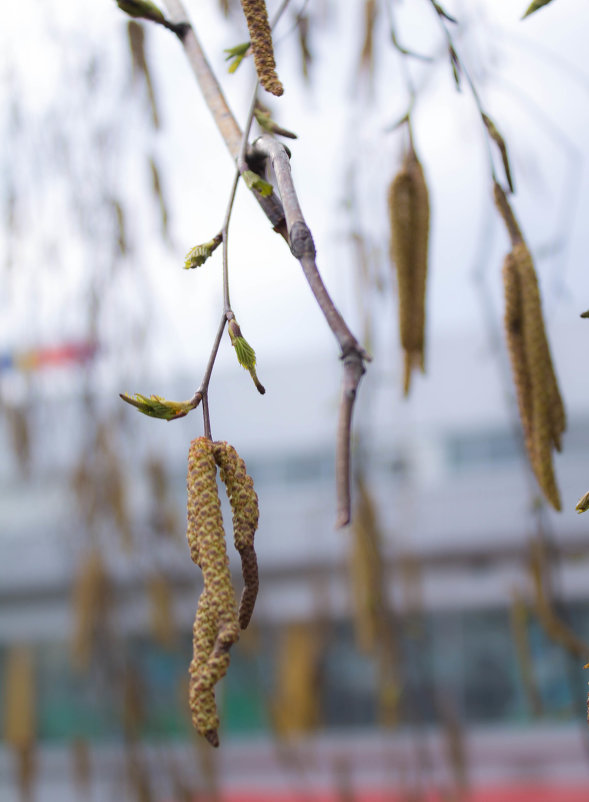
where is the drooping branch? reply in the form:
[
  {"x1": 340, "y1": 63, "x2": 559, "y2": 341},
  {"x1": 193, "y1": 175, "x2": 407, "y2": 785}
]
[{"x1": 249, "y1": 134, "x2": 370, "y2": 526}]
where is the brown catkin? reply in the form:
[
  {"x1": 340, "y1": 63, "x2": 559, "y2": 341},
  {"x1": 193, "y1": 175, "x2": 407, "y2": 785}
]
[
  {"x1": 239, "y1": 0, "x2": 283, "y2": 96},
  {"x1": 213, "y1": 441, "x2": 259, "y2": 629},
  {"x1": 514, "y1": 243, "x2": 563, "y2": 510},
  {"x1": 503, "y1": 252, "x2": 533, "y2": 457},
  {"x1": 500, "y1": 234, "x2": 565, "y2": 511},
  {"x1": 388, "y1": 144, "x2": 430, "y2": 396},
  {"x1": 186, "y1": 438, "x2": 240, "y2": 746}
]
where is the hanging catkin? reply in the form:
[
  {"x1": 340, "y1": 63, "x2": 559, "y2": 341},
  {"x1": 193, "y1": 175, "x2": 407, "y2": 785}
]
[
  {"x1": 3, "y1": 645, "x2": 35, "y2": 748},
  {"x1": 272, "y1": 621, "x2": 320, "y2": 735},
  {"x1": 239, "y1": 0, "x2": 283, "y2": 96},
  {"x1": 213, "y1": 441, "x2": 259, "y2": 629},
  {"x1": 388, "y1": 142, "x2": 430, "y2": 396},
  {"x1": 495, "y1": 181, "x2": 565, "y2": 510},
  {"x1": 71, "y1": 548, "x2": 110, "y2": 671},
  {"x1": 186, "y1": 437, "x2": 239, "y2": 746}
]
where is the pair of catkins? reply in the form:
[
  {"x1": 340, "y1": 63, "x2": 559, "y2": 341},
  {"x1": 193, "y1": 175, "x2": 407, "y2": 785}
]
[{"x1": 185, "y1": 438, "x2": 259, "y2": 747}]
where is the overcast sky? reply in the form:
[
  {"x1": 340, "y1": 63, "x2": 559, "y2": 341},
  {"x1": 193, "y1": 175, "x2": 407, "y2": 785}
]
[{"x1": 1, "y1": 0, "x2": 588, "y2": 390}]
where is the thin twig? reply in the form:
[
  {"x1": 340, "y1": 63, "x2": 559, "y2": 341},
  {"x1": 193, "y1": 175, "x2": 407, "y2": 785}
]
[
  {"x1": 188, "y1": 313, "x2": 228, "y2": 408},
  {"x1": 222, "y1": 86, "x2": 260, "y2": 315},
  {"x1": 222, "y1": 173, "x2": 240, "y2": 316},
  {"x1": 427, "y1": 0, "x2": 498, "y2": 184},
  {"x1": 194, "y1": 87, "x2": 261, "y2": 432}
]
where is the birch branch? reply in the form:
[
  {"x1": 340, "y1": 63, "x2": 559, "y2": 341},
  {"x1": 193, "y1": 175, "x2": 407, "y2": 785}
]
[{"x1": 160, "y1": 1, "x2": 369, "y2": 525}]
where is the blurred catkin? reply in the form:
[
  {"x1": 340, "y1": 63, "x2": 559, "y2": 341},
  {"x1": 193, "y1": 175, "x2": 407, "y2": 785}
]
[
  {"x1": 497, "y1": 184, "x2": 565, "y2": 511},
  {"x1": 359, "y1": 0, "x2": 377, "y2": 80},
  {"x1": 186, "y1": 438, "x2": 239, "y2": 747},
  {"x1": 239, "y1": 0, "x2": 283, "y2": 95},
  {"x1": 272, "y1": 621, "x2": 320, "y2": 735},
  {"x1": 349, "y1": 476, "x2": 385, "y2": 653},
  {"x1": 148, "y1": 573, "x2": 176, "y2": 648},
  {"x1": 388, "y1": 143, "x2": 430, "y2": 396},
  {"x1": 71, "y1": 548, "x2": 110, "y2": 672},
  {"x1": 3, "y1": 645, "x2": 35, "y2": 748}
]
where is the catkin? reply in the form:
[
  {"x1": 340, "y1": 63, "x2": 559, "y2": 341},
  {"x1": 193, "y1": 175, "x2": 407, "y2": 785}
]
[
  {"x1": 213, "y1": 441, "x2": 259, "y2": 629},
  {"x1": 71, "y1": 549, "x2": 109, "y2": 672},
  {"x1": 500, "y1": 236, "x2": 565, "y2": 510},
  {"x1": 388, "y1": 144, "x2": 430, "y2": 396},
  {"x1": 186, "y1": 438, "x2": 240, "y2": 747},
  {"x1": 3, "y1": 645, "x2": 35, "y2": 748},
  {"x1": 349, "y1": 477, "x2": 383, "y2": 653},
  {"x1": 503, "y1": 252, "x2": 533, "y2": 457},
  {"x1": 272, "y1": 622, "x2": 320, "y2": 735},
  {"x1": 239, "y1": 0, "x2": 283, "y2": 96},
  {"x1": 148, "y1": 573, "x2": 175, "y2": 648}
]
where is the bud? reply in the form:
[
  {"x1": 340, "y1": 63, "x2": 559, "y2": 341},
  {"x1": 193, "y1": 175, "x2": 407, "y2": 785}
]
[
  {"x1": 576, "y1": 491, "x2": 589, "y2": 514},
  {"x1": 241, "y1": 169, "x2": 273, "y2": 198},
  {"x1": 254, "y1": 107, "x2": 297, "y2": 139},
  {"x1": 116, "y1": 0, "x2": 166, "y2": 24},
  {"x1": 119, "y1": 392, "x2": 196, "y2": 420},
  {"x1": 184, "y1": 233, "x2": 222, "y2": 270},
  {"x1": 228, "y1": 320, "x2": 266, "y2": 394}
]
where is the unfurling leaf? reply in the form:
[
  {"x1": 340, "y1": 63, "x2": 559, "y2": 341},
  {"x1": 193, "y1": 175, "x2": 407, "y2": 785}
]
[
  {"x1": 184, "y1": 234, "x2": 222, "y2": 269},
  {"x1": 576, "y1": 491, "x2": 589, "y2": 514},
  {"x1": 119, "y1": 392, "x2": 196, "y2": 420},
  {"x1": 224, "y1": 42, "x2": 250, "y2": 73},
  {"x1": 228, "y1": 320, "x2": 265, "y2": 394},
  {"x1": 241, "y1": 170, "x2": 273, "y2": 197},
  {"x1": 522, "y1": 0, "x2": 555, "y2": 19},
  {"x1": 233, "y1": 337, "x2": 256, "y2": 372}
]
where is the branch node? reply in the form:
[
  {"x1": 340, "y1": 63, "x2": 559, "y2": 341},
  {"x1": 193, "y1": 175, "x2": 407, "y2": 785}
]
[{"x1": 289, "y1": 220, "x2": 316, "y2": 259}]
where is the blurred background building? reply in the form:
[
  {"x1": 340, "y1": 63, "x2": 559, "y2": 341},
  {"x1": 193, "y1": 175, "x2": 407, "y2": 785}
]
[
  {"x1": 2, "y1": 0, "x2": 589, "y2": 800},
  {"x1": 1, "y1": 321, "x2": 589, "y2": 801}
]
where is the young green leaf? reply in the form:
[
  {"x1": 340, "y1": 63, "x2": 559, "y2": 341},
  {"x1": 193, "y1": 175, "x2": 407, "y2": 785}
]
[
  {"x1": 242, "y1": 170, "x2": 273, "y2": 197},
  {"x1": 228, "y1": 320, "x2": 265, "y2": 395},
  {"x1": 224, "y1": 42, "x2": 250, "y2": 73},
  {"x1": 184, "y1": 233, "x2": 222, "y2": 270},
  {"x1": 120, "y1": 392, "x2": 195, "y2": 420},
  {"x1": 116, "y1": 0, "x2": 166, "y2": 24},
  {"x1": 522, "y1": 0, "x2": 555, "y2": 19}
]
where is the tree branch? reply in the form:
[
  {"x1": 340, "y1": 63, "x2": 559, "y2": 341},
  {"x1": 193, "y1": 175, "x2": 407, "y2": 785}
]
[
  {"x1": 250, "y1": 134, "x2": 369, "y2": 526},
  {"x1": 161, "y1": 2, "x2": 369, "y2": 525}
]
